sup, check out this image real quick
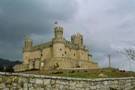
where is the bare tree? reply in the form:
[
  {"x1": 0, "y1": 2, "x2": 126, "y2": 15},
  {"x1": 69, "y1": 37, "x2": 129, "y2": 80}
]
[
  {"x1": 121, "y1": 48, "x2": 135, "y2": 71},
  {"x1": 123, "y1": 48, "x2": 135, "y2": 61}
]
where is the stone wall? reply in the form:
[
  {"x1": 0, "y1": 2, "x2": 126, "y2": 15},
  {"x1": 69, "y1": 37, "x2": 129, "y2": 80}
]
[
  {"x1": 0, "y1": 72, "x2": 135, "y2": 90},
  {"x1": 13, "y1": 64, "x2": 29, "y2": 72}
]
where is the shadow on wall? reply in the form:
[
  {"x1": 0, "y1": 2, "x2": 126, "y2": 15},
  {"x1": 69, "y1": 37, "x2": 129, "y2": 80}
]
[{"x1": 110, "y1": 87, "x2": 117, "y2": 90}]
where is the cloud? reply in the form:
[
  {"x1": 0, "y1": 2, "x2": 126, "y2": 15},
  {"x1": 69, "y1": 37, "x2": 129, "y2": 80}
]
[
  {"x1": 62, "y1": 0, "x2": 135, "y2": 71},
  {"x1": 0, "y1": 0, "x2": 78, "y2": 60},
  {"x1": 0, "y1": 0, "x2": 135, "y2": 71}
]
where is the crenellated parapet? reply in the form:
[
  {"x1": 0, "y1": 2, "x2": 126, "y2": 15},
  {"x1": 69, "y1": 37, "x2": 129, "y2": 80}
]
[
  {"x1": 23, "y1": 35, "x2": 33, "y2": 52},
  {"x1": 53, "y1": 22, "x2": 64, "y2": 42},
  {"x1": 71, "y1": 33, "x2": 83, "y2": 48}
]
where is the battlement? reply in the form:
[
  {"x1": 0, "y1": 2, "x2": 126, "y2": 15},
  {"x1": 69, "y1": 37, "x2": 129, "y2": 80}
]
[
  {"x1": 23, "y1": 35, "x2": 33, "y2": 51},
  {"x1": 71, "y1": 33, "x2": 83, "y2": 47},
  {"x1": 54, "y1": 26, "x2": 63, "y2": 32},
  {"x1": 54, "y1": 22, "x2": 64, "y2": 41}
]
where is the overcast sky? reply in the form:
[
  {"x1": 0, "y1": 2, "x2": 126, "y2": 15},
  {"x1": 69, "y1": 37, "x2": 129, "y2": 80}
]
[{"x1": 0, "y1": 0, "x2": 135, "y2": 71}]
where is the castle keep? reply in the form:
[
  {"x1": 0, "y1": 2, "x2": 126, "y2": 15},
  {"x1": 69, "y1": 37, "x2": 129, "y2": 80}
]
[{"x1": 14, "y1": 23, "x2": 98, "y2": 71}]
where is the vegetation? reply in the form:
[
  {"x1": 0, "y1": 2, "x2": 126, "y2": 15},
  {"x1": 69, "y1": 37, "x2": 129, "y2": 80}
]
[
  {"x1": 24, "y1": 68, "x2": 135, "y2": 79},
  {"x1": 123, "y1": 48, "x2": 135, "y2": 60},
  {"x1": 49, "y1": 68, "x2": 135, "y2": 78},
  {"x1": 0, "y1": 58, "x2": 22, "y2": 72}
]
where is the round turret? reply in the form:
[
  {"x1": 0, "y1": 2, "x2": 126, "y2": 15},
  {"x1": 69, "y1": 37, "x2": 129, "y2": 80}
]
[
  {"x1": 53, "y1": 22, "x2": 65, "y2": 57},
  {"x1": 24, "y1": 35, "x2": 33, "y2": 49},
  {"x1": 71, "y1": 33, "x2": 83, "y2": 47},
  {"x1": 54, "y1": 22, "x2": 64, "y2": 41}
]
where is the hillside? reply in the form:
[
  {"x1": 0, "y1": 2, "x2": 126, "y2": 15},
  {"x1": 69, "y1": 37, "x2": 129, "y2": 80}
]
[
  {"x1": 23, "y1": 68, "x2": 135, "y2": 79},
  {"x1": 0, "y1": 58, "x2": 22, "y2": 67}
]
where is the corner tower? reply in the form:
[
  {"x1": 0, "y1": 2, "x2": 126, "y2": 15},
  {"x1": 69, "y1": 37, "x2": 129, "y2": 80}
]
[
  {"x1": 54, "y1": 22, "x2": 64, "y2": 41},
  {"x1": 53, "y1": 22, "x2": 65, "y2": 58},
  {"x1": 24, "y1": 35, "x2": 33, "y2": 50},
  {"x1": 23, "y1": 35, "x2": 32, "y2": 64},
  {"x1": 71, "y1": 33, "x2": 83, "y2": 48}
]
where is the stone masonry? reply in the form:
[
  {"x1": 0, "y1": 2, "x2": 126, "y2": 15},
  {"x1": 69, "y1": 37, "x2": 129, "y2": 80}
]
[{"x1": 0, "y1": 72, "x2": 135, "y2": 90}]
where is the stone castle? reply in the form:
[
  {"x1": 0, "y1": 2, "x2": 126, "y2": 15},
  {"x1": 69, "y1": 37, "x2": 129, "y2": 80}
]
[{"x1": 14, "y1": 23, "x2": 98, "y2": 71}]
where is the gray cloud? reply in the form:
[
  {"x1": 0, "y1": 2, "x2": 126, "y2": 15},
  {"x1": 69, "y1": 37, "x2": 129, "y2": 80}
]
[
  {"x1": 0, "y1": 0, "x2": 78, "y2": 60},
  {"x1": 62, "y1": 0, "x2": 135, "y2": 71},
  {"x1": 0, "y1": 0, "x2": 135, "y2": 71}
]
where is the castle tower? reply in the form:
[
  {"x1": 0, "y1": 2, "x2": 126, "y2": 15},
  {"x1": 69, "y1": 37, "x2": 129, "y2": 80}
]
[
  {"x1": 54, "y1": 22, "x2": 64, "y2": 41},
  {"x1": 23, "y1": 35, "x2": 33, "y2": 64},
  {"x1": 53, "y1": 22, "x2": 65, "y2": 58},
  {"x1": 71, "y1": 33, "x2": 83, "y2": 48},
  {"x1": 24, "y1": 35, "x2": 33, "y2": 50}
]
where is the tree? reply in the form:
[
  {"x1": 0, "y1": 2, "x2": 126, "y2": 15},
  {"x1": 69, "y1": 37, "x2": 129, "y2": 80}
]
[
  {"x1": 121, "y1": 48, "x2": 135, "y2": 71},
  {"x1": 0, "y1": 66, "x2": 4, "y2": 71},
  {"x1": 123, "y1": 48, "x2": 135, "y2": 61}
]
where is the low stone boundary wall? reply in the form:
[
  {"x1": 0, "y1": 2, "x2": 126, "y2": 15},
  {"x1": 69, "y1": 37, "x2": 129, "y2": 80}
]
[{"x1": 0, "y1": 72, "x2": 135, "y2": 90}]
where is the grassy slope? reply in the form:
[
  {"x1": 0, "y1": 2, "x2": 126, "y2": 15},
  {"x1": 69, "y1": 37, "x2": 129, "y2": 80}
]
[
  {"x1": 48, "y1": 68, "x2": 135, "y2": 78},
  {"x1": 25, "y1": 68, "x2": 135, "y2": 79}
]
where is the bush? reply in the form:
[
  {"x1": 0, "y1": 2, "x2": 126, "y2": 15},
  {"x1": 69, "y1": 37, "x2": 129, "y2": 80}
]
[
  {"x1": 5, "y1": 66, "x2": 14, "y2": 72},
  {"x1": 69, "y1": 70, "x2": 75, "y2": 73},
  {"x1": 52, "y1": 71, "x2": 63, "y2": 74}
]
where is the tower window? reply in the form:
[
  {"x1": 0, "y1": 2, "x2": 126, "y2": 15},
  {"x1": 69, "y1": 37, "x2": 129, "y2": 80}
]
[
  {"x1": 74, "y1": 53, "x2": 76, "y2": 56},
  {"x1": 65, "y1": 51, "x2": 67, "y2": 54},
  {"x1": 59, "y1": 48, "x2": 62, "y2": 51}
]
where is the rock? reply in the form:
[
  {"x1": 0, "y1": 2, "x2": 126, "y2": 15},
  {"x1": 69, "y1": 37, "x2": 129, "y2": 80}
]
[{"x1": 98, "y1": 73, "x2": 108, "y2": 78}]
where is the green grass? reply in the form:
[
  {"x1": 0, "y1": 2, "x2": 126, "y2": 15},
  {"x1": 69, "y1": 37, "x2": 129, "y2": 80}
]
[
  {"x1": 24, "y1": 68, "x2": 135, "y2": 79},
  {"x1": 48, "y1": 68, "x2": 135, "y2": 78}
]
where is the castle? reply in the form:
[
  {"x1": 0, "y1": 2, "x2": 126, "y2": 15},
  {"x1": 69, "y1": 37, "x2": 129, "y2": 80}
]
[{"x1": 14, "y1": 23, "x2": 98, "y2": 71}]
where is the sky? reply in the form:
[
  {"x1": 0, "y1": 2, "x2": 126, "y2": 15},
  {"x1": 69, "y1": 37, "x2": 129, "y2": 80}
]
[{"x1": 0, "y1": 0, "x2": 135, "y2": 71}]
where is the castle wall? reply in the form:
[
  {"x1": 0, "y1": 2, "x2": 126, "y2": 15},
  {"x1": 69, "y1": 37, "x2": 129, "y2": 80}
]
[
  {"x1": 23, "y1": 52, "x2": 31, "y2": 64},
  {"x1": 64, "y1": 47, "x2": 77, "y2": 60},
  {"x1": 42, "y1": 47, "x2": 52, "y2": 60},
  {"x1": 53, "y1": 43, "x2": 65, "y2": 57},
  {"x1": 78, "y1": 50, "x2": 89, "y2": 61},
  {"x1": 13, "y1": 64, "x2": 29, "y2": 72},
  {"x1": 70, "y1": 49, "x2": 78, "y2": 60},
  {"x1": 52, "y1": 43, "x2": 90, "y2": 61},
  {"x1": 0, "y1": 72, "x2": 135, "y2": 90},
  {"x1": 64, "y1": 47, "x2": 70, "y2": 58},
  {"x1": 22, "y1": 42, "x2": 96, "y2": 70},
  {"x1": 29, "y1": 51, "x2": 41, "y2": 60}
]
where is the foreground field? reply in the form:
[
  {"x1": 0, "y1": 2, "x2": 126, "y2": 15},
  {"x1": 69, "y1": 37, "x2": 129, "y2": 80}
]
[{"x1": 23, "y1": 68, "x2": 135, "y2": 78}]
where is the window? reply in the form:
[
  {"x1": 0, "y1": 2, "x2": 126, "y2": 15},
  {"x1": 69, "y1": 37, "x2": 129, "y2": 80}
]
[
  {"x1": 62, "y1": 54, "x2": 64, "y2": 56},
  {"x1": 74, "y1": 53, "x2": 76, "y2": 56},
  {"x1": 59, "y1": 48, "x2": 62, "y2": 51},
  {"x1": 65, "y1": 51, "x2": 67, "y2": 54}
]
